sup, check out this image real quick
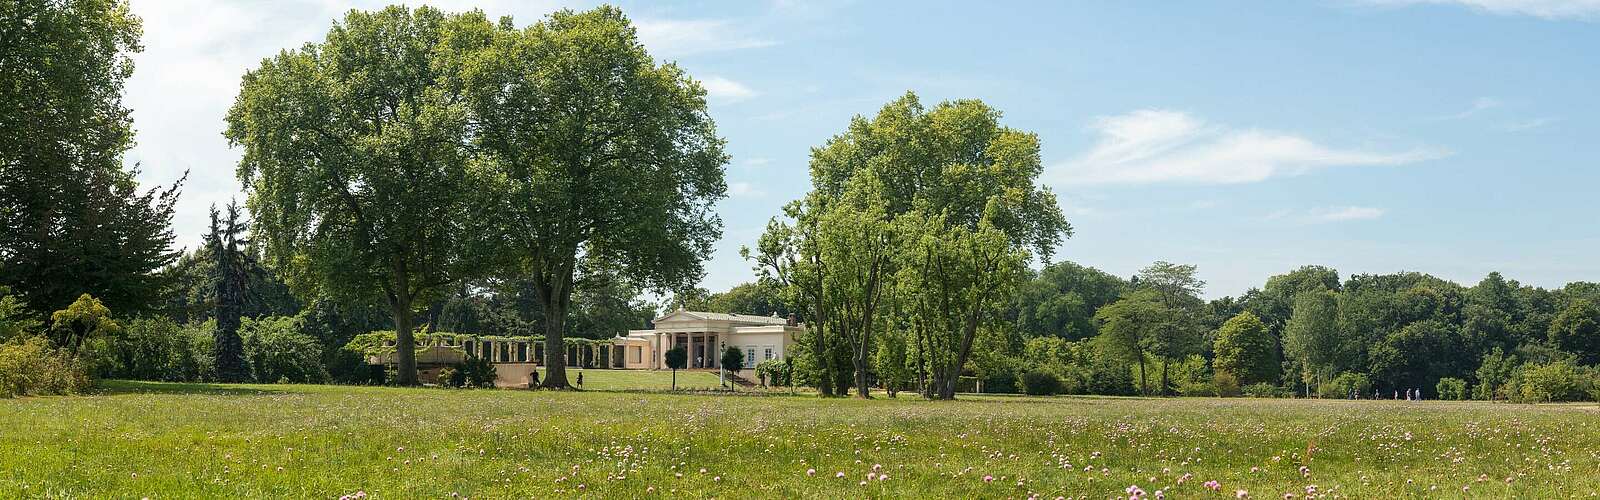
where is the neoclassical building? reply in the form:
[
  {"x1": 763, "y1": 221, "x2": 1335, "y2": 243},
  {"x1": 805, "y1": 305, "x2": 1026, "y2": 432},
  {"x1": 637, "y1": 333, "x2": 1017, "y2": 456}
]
[{"x1": 613, "y1": 310, "x2": 803, "y2": 370}]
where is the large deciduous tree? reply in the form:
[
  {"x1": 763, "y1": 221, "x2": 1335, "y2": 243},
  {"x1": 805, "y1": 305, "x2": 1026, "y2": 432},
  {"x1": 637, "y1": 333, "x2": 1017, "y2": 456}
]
[
  {"x1": 1212, "y1": 311, "x2": 1279, "y2": 386},
  {"x1": 754, "y1": 93, "x2": 1068, "y2": 399},
  {"x1": 226, "y1": 6, "x2": 493, "y2": 385},
  {"x1": 0, "y1": 0, "x2": 182, "y2": 316},
  {"x1": 459, "y1": 6, "x2": 727, "y2": 389}
]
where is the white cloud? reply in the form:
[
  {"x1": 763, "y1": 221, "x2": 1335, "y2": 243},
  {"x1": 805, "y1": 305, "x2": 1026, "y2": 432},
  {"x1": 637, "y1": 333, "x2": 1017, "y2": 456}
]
[
  {"x1": 1310, "y1": 206, "x2": 1386, "y2": 222},
  {"x1": 741, "y1": 157, "x2": 772, "y2": 167},
  {"x1": 728, "y1": 181, "x2": 766, "y2": 198},
  {"x1": 699, "y1": 76, "x2": 758, "y2": 102},
  {"x1": 1358, "y1": 0, "x2": 1600, "y2": 20},
  {"x1": 1054, "y1": 110, "x2": 1447, "y2": 186},
  {"x1": 633, "y1": 18, "x2": 775, "y2": 58}
]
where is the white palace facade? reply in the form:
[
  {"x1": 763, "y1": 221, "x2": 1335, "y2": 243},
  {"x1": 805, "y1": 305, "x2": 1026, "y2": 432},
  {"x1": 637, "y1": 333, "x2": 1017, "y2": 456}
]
[{"x1": 613, "y1": 310, "x2": 804, "y2": 370}]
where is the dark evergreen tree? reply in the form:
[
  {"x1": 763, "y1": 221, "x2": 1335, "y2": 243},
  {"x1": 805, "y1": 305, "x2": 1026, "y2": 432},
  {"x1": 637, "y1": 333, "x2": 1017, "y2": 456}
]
[{"x1": 207, "y1": 202, "x2": 250, "y2": 382}]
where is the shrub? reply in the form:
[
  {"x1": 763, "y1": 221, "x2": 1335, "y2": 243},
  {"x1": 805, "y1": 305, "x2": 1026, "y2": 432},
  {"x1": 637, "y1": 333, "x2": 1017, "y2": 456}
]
[
  {"x1": 981, "y1": 370, "x2": 1019, "y2": 394},
  {"x1": 0, "y1": 288, "x2": 41, "y2": 344},
  {"x1": 109, "y1": 316, "x2": 210, "y2": 382},
  {"x1": 1177, "y1": 379, "x2": 1217, "y2": 397},
  {"x1": 458, "y1": 353, "x2": 496, "y2": 388},
  {"x1": 435, "y1": 367, "x2": 460, "y2": 388},
  {"x1": 1021, "y1": 370, "x2": 1063, "y2": 396},
  {"x1": 0, "y1": 337, "x2": 91, "y2": 398},
  {"x1": 240, "y1": 316, "x2": 327, "y2": 383},
  {"x1": 1243, "y1": 382, "x2": 1289, "y2": 398},
  {"x1": 1510, "y1": 361, "x2": 1595, "y2": 403},
  {"x1": 1321, "y1": 372, "x2": 1373, "y2": 399},
  {"x1": 1212, "y1": 371, "x2": 1241, "y2": 397},
  {"x1": 755, "y1": 359, "x2": 791, "y2": 387},
  {"x1": 1435, "y1": 377, "x2": 1469, "y2": 400}
]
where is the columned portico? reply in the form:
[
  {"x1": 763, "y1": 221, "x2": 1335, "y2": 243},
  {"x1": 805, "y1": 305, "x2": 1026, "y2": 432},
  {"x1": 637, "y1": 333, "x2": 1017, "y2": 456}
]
[{"x1": 626, "y1": 310, "x2": 802, "y2": 371}]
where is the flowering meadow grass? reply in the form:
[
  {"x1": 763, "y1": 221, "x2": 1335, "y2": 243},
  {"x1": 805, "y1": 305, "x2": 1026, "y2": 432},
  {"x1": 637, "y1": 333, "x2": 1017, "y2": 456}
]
[{"x1": 3, "y1": 380, "x2": 1598, "y2": 498}]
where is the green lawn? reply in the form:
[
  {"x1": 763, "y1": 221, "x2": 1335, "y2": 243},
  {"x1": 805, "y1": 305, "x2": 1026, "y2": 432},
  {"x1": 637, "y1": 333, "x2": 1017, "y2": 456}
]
[
  {"x1": 4, "y1": 381, "x2": 1598, "y2": 498},
  {"x1": 534, "y1": 368, "x2": 732, "y2": 391}
]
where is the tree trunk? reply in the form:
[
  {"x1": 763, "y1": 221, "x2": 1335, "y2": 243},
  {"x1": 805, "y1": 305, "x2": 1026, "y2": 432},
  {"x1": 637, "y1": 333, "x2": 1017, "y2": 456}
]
[
  {"x1": 392, "y1": 297, "x2": 417, "y2": 386},
  {"x1": 540, "y1": 298, "x2": 570, "y2": 389},
  {"x1": 1160, "y1": 358, "x2": 1170, "y2": 397}
]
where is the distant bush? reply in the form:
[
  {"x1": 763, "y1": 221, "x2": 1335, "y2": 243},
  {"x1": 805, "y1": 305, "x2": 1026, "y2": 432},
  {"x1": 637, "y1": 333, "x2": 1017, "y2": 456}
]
[
  {"x1": 1212, "y1": 371, "x2": 1241, "y2": 397},
  {"x1": 756, "y1": 359, "x2": 791, "y2": 387},
  {"x1": 1177, "y1": 379, "x2": 1217, "y2": 397},
  {"x1": 1322, "y1": 372, "x2": 1373, "y2": 399},
  {"x1": 981, "y1": 370, "x2": 1019, "y2": 394},
  {"x1": 108, "y1": 316, "x2": 212, "y2": 382},
  {"x1": 0, "y1": 336, "x2": 91, "y2": 398},
  {"x1": 1509, "y1": 361, "x2": 1596, "y2": 403},
  {"x1": 240, "y1": 316, "x2": 327, "y2": 384},
  {"x1": 458, "y1": 354, "x2": 496, "y2": 388},
  {"x1": 1435, "y1": 377, "x2": 1469, "y2": 400},
  {"x1": 1243, "y1": 382, "x2": 1289, "y2": 398},
  {"x1": 436, "y1": 366, "x2": 461, "y2": 388},
  {"x1": 1021, "y1": 370, "x2": 1063, "y2": 396}
]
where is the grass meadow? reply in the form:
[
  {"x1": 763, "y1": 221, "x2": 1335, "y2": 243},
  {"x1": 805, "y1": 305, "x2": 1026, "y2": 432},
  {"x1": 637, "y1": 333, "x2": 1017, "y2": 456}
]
[{"x1": 3, "y1": 375, "x2": 1598, "y2": 498}]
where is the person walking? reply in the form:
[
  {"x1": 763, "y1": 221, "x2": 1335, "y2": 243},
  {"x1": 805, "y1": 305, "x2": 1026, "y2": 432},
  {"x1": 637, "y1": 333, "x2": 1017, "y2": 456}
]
[
  {"x1": 528, "y1": 369, "x2": 540, "y2": 389},
  {"x1": 577, "y1": 371, "x2": 584, "y2": 389}
]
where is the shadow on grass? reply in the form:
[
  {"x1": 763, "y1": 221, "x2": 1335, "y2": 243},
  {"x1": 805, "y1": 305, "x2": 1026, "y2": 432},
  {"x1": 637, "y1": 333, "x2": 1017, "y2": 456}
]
[{"x1": 96, "y1": 379, "x2": 287, "y2": 396}]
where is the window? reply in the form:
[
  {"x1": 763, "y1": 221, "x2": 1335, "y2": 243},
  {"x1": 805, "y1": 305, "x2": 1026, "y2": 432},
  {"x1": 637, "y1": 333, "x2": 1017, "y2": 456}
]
[
  {"x1": 517, "y1": 343, "x2": 527, "y2": 362},
  {"x1": 630, "y1": 346, "x2": 642, "y2": 364},
  {"x1": 764, "y1": 347, "x2": 774, "y2": 361},
  {"x1": 746, "y1": 347, "x2": 757, "y2": 368}
]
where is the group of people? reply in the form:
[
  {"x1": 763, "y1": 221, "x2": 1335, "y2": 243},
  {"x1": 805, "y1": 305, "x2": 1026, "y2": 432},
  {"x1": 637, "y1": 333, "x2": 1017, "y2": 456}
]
[{"x1": 1375, "y1": 388, "x2": 1425, "y2": 400}]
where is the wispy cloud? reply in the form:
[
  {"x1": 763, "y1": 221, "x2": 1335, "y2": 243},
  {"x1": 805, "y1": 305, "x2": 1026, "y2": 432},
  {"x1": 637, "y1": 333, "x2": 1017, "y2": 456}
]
[
  {"x1": 1502, "y1": 116, "x2": 1557, "y2": 132},
  {"x1": 699, "y1": 76, "x2": 758, "y2": 102},
  {"x1": 1310, "y1": 206, "x2": 1386, "y2": 222},
  {"x1": 728, "y1": 181, "x2": 766, "y2": 198},
  {"x1": 1356, "y1": 0, "x2": 1600, "y2": 20},
  {"x1": 1053, "y1": 110, "x2": 1448, "y2": 186},
  {"x1": 634, "y1": 18, "x2": 776, "y2": 58},
  {"x1": 1435, "y1": 96, "x2": 1501, "y2": 120}
]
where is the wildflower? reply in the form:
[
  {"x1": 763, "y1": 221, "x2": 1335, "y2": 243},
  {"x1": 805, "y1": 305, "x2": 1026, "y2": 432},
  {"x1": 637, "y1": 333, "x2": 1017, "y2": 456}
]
[
  {"x1": 983, "y1": 475, "x2": 996, "y2": 483},
  {"x1": 858, "y1": 480, "x2": 868, "y2": 486},
  {"x1": 873, "y1": 463, "x2": 883, "y2": 472},
  {"x1": 713, "y1": 476, "x2": 721, "y2": 482},
  {"x1": 1235, "y1": 489, "x2": 1249, "y2": 498},
  {"x1": 806, "y1": 468, "x2": 817, "y2": 477},
  {"x1": 878, "y1": 474, "x2": 889, "y2": 481},
  {"x1": 1204, "y1": 480, "x2": 1221, "y2": 491},
  {"x1": 837, "y1": 472, "x2": 846, "y2": 479}
]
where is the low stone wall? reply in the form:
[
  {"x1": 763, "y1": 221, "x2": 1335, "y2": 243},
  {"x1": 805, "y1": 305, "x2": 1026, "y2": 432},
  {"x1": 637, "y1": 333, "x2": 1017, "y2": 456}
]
[{"x1": 493, "y1": 363, "x2": 540, "y2": 388}]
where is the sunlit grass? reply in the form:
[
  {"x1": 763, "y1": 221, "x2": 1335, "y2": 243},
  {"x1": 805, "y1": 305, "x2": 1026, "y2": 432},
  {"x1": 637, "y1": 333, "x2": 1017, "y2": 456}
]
[{"x1": 3, "y1": 381, "x2": 1597, "y2": 498}]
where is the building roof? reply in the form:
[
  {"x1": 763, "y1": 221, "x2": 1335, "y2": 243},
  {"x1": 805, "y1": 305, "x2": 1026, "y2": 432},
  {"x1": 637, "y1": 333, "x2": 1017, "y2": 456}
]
[{"x1": 653, "y1": 309, "x2": 789, "y2": 326}]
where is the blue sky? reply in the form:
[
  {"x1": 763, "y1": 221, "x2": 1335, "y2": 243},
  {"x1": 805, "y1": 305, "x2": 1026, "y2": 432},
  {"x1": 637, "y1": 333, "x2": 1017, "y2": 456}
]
[{"x1": 125, "y1": 0, "x2": 1600, "y2": 299}]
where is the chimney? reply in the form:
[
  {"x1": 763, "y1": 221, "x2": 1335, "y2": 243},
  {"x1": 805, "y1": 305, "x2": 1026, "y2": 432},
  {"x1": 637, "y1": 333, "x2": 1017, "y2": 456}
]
[{"x1": 786, "y1": 313, "x2": 797, "y2": 327}]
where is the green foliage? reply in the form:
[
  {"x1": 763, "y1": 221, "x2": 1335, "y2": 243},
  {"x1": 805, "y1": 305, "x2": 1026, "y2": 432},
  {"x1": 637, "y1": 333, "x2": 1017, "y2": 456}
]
[
  {"x1": 1012, "y1": 261, "x2": 1126, "y2": 340},
  {"x1": 1508, "y1": 361, "x2": 1597, "y2": 403},
  {"x1": 1548, "y1": 299, "x2": 1600, "y2": 365},
  {"x1": 239, "y1": 316, "x2": 326, "y2": 384},
  {"x1": 48, "y1": 294, "x2": 119, "y2": 351},
  {"x1": 1242, "y1": 382, "x2": 1291, "y2": 398},
  {"x1": 1322, "y1": 372, "x2": 1373, "y2": 399},
  {"x1": 227, "y1": 5, "x2": 493, "y2": 385},
  {"x1": 873, "y1": 330, "x2": 912, "y2": 396},
  {"x1": 457, "y1": 354, "x2": 496, "y2": 388},
  {"x1": 106, "y1": 316, "x2": 210, "y2": 382},
  {"x1": 0, "y1": 0, "x2": 183, "y2": 317},
  {"x1": 435, "y1": 367, "x2": 460, "y2": 388},
  {"x1": 1212, "y1": 311, "x2": 1280, "y2": 385},
  {"x1": 755, "y1": 359, "x2": 792, "y2": 388},
  {"x1": 721, "y1": 346, "x2": 745, "y2": 376},
  {"x1": 0, "y1": 288, "x2": 41, "y2": 343},
  {"x1": 665, "y1": 347, "x2": 687, "y2": 371},
  {"x1": 1020, "y1": 370, "x2": 1062, "y2": 396},
  {"x1": 460, "y1": 6, "x2": 729, "y2": 389},
  {"x1": 0, "y1": 336, "x2": 91, "y2": 398},
  {"x1": 1283, "y1": 289, "x2": 1341, "y2": 389},
  {"x1": 1435, "y1": 377, "x2": 1469, "y2": 400},
  {"x1": 1474, "y1": 347, "x2": 1517, "y2": 400}
]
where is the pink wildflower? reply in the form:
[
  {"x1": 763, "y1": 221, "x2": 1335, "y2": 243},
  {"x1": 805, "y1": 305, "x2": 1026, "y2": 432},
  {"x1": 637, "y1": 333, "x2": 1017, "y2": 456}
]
[
  {"x1": 1235, "y1": 489, "x2": 1248, "y2": 498},
  {"x1": 983, "y1": 475, "x2": 996, "y2": 483},
  {"x1": 806, "y1": 468, "x2": 816, "y2": 477}
]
